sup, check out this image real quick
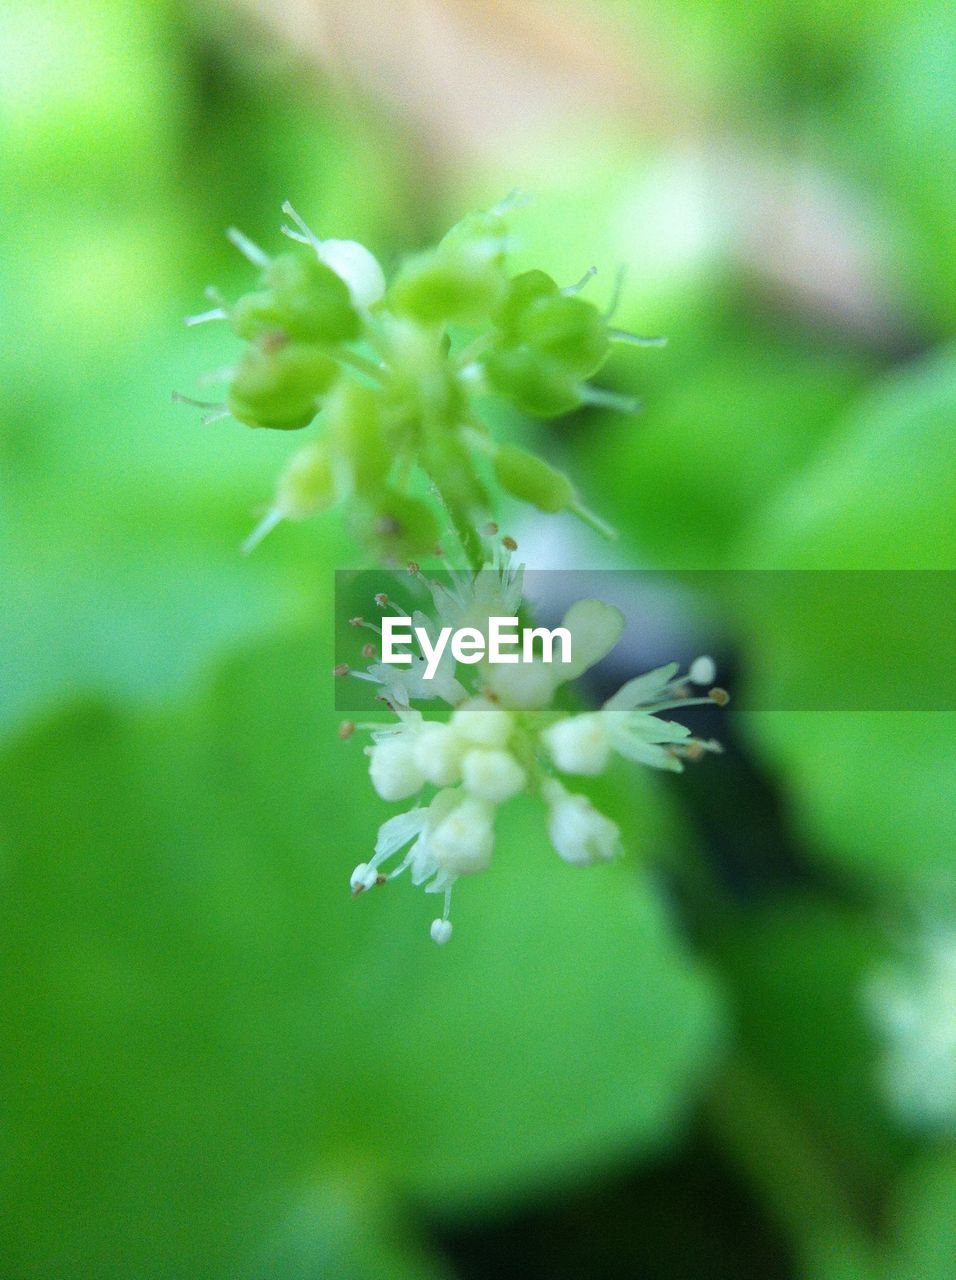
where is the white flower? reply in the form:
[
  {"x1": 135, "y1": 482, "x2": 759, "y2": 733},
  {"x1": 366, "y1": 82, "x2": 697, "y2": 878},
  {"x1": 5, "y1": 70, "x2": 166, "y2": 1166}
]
[
  {"x1": 451, "y1": 699, "x2": 514, "y2": 748},
  {"x1": 412, "y1": 721, "x2": 465, "y2": 786},
  {"x1": 543, "y1": 780, "x2": 620, "y2": 867},
  {"x1": 317, "y1": 238, "x2": 386, "y2": 308},
  {"x1": 281, "y1": 201, "x2": 385, "y2": 307},
  {"x1": 367, "y1": 733, "x2": 425, "y2": 801},
  {"x1": 542, "y1": 712, "x2": 612, "y2": 775},
  {"x1": 350, "y1": 789, "x2": 495, "y2": 943},
  {"x1": 544, "y1": 660, "x2": 725, "y2": 776},
  {"x1": 461, "y1": 748, "x2": 527, "y2": 803},
  {"x1": 429, "y1": 797, "x2": 495, "y2": 876},
  {"x1": 484, "y1": 598, "x2": 624, "y2": 710},
  {"x1": 346, "y1": 550, "x2": 727, "y2": 942}
]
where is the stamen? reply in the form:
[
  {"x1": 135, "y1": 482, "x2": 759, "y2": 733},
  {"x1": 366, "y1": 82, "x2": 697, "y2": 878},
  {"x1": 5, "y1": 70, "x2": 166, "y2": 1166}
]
[
  {"x1": 280, "y1": 200, "x2": 322, "y2": 252},
  {"x1": 607, "y1": 327, "x2": 667, "y2": 348},
  {"x1": 689, "y1": 656, "x2": 716, "y2": 686},
  {"x1": 579, "y1": 385, "x2": 642, "y2": 415},
  {"x1": 569, "y1": 501, "x2": 617, "y2": 540},
  {"x1": 184, "y1": 307, "x2": 227, "y2": 327},
  {"x1": 350, "y1": 862, "x2": 377, "y2": 895},
  {"x1": 603, "y1": 264, "x2": 627, "y2": 320},
  {"x1": 562, "y1": 266, "x2": 597, "y2": 296},
  {"x1": 226, "y1": 227, "x2": 270, "y2": 269},
  {"x1": 171, "y1": 391, "x2": 222, "y2": 410},
  {"x1": 430, "y1": 918, "x2": 453, "y2": 945},
  {"x1": 200, "y1": 409, "x2": 232, "y2": 426},
  {"x1": 241, "y1": 507, "x2": 284, "y2": 555}
]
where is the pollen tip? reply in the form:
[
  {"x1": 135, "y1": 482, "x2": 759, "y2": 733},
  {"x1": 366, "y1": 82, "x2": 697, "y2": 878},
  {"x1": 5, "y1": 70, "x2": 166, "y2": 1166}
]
[
  {"x1": 333, "y1": 663, "x2": 350, "y2": 678},
  {"x1": 338, "y1": 720, "x2": 356, "y2": 740},
  {"x1": 709, "y1": 687, "x2": 730, "y2": 707},
  {"x1": 430, "y1": 919, "x2": 453, "y2": 945}
]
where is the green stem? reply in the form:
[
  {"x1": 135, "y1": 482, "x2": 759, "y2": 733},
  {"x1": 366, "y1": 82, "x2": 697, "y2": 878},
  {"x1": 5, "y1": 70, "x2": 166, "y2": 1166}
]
[{"x1": 336, "y1": 348, "x2": 385, "y2": 385}]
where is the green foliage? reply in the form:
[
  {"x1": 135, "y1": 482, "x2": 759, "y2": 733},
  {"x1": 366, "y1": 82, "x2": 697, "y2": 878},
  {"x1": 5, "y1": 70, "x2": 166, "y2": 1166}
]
[
  {"x1": 736, "y1": 349, "x2": 956, "y2": 882},
  {"x1": 0, "y1": 631, "x2": 721, "y2": 1275}
]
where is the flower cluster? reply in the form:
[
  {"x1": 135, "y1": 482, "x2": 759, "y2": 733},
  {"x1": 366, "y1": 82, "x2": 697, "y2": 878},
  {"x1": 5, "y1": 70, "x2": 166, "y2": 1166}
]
[
  {"x1": 343, "y1": 543, "x2": 726, "y2": 943},
  {"x1": 178, "y1": 197, "x2": 662, "y2": 561}
]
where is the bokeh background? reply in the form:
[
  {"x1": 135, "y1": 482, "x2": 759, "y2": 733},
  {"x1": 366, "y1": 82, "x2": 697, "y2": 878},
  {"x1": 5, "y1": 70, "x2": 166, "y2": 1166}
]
[{"x1": 2, "y1": 0, "x2": 955, "y2": 1276}]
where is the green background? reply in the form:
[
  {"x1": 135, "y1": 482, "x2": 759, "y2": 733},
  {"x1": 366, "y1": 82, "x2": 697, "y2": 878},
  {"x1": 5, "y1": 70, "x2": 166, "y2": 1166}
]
[{"x1": 2, "y1": 0, "x2": 954, "y2": 1276}]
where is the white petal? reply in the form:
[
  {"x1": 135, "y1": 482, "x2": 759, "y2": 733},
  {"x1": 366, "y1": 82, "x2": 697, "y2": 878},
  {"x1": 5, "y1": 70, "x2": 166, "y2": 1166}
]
[
  {"x1": 412, "y1": 722, "x2": 465, "y2": 786},
  {"x1": 460, "y1": 748, "x2": 526, "y2": 804},
  {"x1": 368, "y1": 736, "x2": 426, "y2": 801},
  {"x1": 603, "y1": 663, "x2": 679, "y2": 711},
  {"x1": 373, "y1": 807, "x2": 428, "y2": 859},
  {"x1": 553, "y1": 599, "x2": 625, "y2": 684},
  {"x1": 450, "y1": 701, "x2": 514, "y2": 748},
  {"x1": 430, "y1": 798, "x2": 495, "y2": 876},
  {"x1": 542, "y1": 713, "x2": 612, "y2": 776},
  {"x1": 318, "y1": 239, "x2": 386, "y2": 307},
  {"x1": 545, "y1": 784, "x2": 620, "y2": 866}
]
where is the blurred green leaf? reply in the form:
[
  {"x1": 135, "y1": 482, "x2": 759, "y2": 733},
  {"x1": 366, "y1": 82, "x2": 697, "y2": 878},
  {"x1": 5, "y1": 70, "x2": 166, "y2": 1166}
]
[
  {"x1": 736, "y1": 346, "x2": 956, "y2": 881},
  {"x1": 575, "y1": 334, "x2": 868, "y2": 568},
  {"x1": 0, "y1": 625, "x2": 722, "y2": 1274}
]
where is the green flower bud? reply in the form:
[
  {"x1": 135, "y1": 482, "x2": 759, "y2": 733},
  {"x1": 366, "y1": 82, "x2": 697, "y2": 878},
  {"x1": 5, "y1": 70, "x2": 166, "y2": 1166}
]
[
  {"x1": 227, "y1": 336, "x2": 337, "y2": 430},
  {"x1": 492, "y1": 269, "x2": 559, "y2": 336},
  {"x1": 493, "y1": 443, "x2": 576, "y2": 513},
  {"x1": 324, "y1": 378, "x2": 391, "y2": 494},
  {"x1": 354, "y1": 489, "x2": 441, "y2": 559},
  {"x1": 231, "y1": 252, "x2": 360, "y2": 344},
  {"x1": 514, "y1": 294, "x2": 609, "y2": 379},
  {"x1": 276, "y1": 441, "x2": 336, "y2": 518},
  {"x1": 482, "y1": 347, "x2": 581, "y2": 417},
  {"x1": 389, "y1": 246, "x2": 507, "y2": 326}
]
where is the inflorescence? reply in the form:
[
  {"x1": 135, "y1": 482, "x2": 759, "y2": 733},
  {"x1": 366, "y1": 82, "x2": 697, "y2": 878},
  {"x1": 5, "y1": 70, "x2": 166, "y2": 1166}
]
[
  {"x1": 340, "y1": 538, "x2": 727, "y2": 944},
  {"x1": 178, "y1": 195, "x2": 663, "y2": 564}
]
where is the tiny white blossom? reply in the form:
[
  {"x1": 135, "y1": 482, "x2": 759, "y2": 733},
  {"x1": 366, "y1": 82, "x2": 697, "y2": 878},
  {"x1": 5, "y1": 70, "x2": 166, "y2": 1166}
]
[
  {"x1": 281, "y1": 201, "x2": 386, "y2": 307},
  {"x1": 318, "y1": 239, "x2": 386, "y2": 308},
  {"x1": 451, "y1": 700, "x2": 514, "y2": 749},
  {"x1": 542, "y1": 712, "x2": 612, "y2": 776},
  {"x1": 367, "y1": 734, "x2": 425, "y2": 801},
  {"x1": 412, "y1": 721, "x2": 465, "y2": 786},
  {"x1": 461, "y1": 748, "x2": 527, "y2": 804},
  {"x1": 543, "y1": 779, "x2": 620, "y2": 867},
  {"x1": 345, "y1": 547, "x2": 726, "y2": 942},
  {"x1": 429, "y1": 797, "x2": 495, "y2": 876}
]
